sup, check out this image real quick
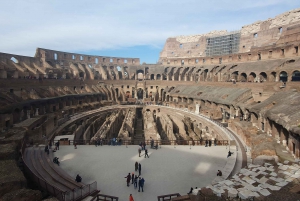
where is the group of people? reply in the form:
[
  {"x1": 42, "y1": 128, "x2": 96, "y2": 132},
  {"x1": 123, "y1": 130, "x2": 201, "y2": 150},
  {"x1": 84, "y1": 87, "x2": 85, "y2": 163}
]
[
  {"x1": 94, "y1": 137, "x2": 103, "y2": 146},
  {"x1": 109, "y1": 138, "x2": 122, "y2": 146},
  {"x1": 125, "y1": 162, "x2": 145, "y2": 193},
  {"x1": 204, "y1": 139, "x2": 217, "y2": 147}
]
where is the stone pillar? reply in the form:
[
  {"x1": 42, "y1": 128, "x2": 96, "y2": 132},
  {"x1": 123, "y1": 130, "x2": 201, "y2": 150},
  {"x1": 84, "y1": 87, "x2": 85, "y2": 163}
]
[
  {"x1": 35, "y1": 108, "x2": 39, "y2": 116},
  {"x1": 27, "y1": 110, "x2": 31, "y2": 119},
  {"x1": 195, "y1": 104, "x2": 200, "y2": 114}
]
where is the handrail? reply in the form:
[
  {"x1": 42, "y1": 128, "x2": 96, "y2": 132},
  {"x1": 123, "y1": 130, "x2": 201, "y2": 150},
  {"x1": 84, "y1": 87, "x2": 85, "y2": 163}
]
[
  {"x1": 91, "y1": 193, "x2": 119, "y2": 201},
  {"x1": 157, "y1": 193, "x2": 181, "y2": 201}
]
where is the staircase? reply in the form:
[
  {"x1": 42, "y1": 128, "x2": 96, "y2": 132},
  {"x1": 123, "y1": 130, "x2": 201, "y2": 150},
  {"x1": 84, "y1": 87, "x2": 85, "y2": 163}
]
[{"x1": 133, "y1": 118, "x2": 144, "y2": 145}]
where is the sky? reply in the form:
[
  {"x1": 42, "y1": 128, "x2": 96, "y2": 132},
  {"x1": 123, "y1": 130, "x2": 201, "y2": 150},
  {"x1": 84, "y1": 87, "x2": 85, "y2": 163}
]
[{"x1": 1, "y1": 0, "x2": 300, "y2": 64}]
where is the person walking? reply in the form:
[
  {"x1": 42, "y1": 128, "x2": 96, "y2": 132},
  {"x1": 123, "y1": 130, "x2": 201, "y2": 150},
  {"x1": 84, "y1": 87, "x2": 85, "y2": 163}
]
[
  {"x1": 205, "y1": 139, "x2": 208, "y2": 147},
  {"x1": 209, "y1": 140, "x2": 212, "y2": 147},
  {"x1": 129, "y1": 194, "x2": 134, "y2": 201},
  {"x1": 57, "y1": 141, "x2": 60, "y2": 150},
  {"x1": 138, "y1": 177, "x2": 145, "y2": 192},
  {"x1": 144, "y1": 149, "x2": 149, "y2": 158},
  {"x1": 138, "y1": 148, "x2": 141, "y2": 157},
  {"x1": 131, "y1": 173, "x2": 135, "y2": 184},
  {"x1": 125, "y1": 173, "x2": 131, "y2": 187},
  {"x1": 135, "y1": 162, "x2": 138, "y2": 172},
  {"x1": 134, "y1": 175, "x2": 138, "y2": 189},
  {"x1": 138, "y1": 163, "x2": 141, "y2": 176}
]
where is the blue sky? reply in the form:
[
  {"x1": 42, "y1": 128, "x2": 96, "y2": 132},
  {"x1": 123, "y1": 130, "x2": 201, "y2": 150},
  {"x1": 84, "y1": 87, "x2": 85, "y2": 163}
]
[{"x1": 1, "y1": 0, "x2": 300, "y2": 64}]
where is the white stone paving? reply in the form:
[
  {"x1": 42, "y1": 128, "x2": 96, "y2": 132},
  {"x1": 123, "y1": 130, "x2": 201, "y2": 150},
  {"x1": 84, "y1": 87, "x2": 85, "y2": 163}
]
[{"x1": 54, "y1": 145, "x2": 228, "y2": 201}]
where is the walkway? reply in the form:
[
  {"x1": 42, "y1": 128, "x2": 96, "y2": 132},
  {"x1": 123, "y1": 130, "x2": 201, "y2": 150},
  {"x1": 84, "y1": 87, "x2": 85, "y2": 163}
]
[{"x1": 54, "y1": 145, "x2": 229, "y2": 201}]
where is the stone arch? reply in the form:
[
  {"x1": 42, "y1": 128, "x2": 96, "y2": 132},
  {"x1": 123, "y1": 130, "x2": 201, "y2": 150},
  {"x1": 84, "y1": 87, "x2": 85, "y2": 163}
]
[
  {"x1": 269, "y1": 72, "x2": 276, "y2": 82},
  {"x1": 249, "y1": 72, "x2": 257, "y2": 82},
  {"x1": 240, "y1": 73, "x2": 247, "y2": 82},
  {"x1": 231, "y1": 71, "x2": 238, "y2": 81},
  {"x1": 136, "y1": 69, "x2": 144, "y2": 80},
  {"x1": 156, "y1": 74, "x2": 161, "y2": 80},
  {"x1": 279, "y1": 71, "x2": 288, "y2": 82},
  {"x1": 291, "y1": 70, "x2": 300, "y2": 81},
  {"x1": 259, "y1": 72, "x2": 267, "y2": 82},
  {"x1": 150, "y1": 74, "x2": 155, "y2": 80},
  {"x1": 11, "y1": 57, "x2": 19, "y2": 63}
]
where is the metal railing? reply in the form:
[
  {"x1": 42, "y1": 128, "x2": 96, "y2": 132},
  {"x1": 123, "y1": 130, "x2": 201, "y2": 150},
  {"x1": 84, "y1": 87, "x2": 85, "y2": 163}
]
[
  {"x1": 157, "y1": 193, "x2": 181, "y2": 201},
  {"x1": 90, "y1": 193, "x2": 119, "y2": 201}
]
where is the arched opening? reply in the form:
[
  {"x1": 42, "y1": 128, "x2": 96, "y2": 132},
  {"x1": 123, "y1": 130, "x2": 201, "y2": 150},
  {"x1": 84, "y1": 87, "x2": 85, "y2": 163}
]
[
  {"x1": 231, "y1": 71, "x2": 238, "y2": 81},
  {"x1": 95, "y1": 58, "x2": 98, "y2": 64},
  {"x1": 137, "y1": 88, "x2": 144, "y2": 99},
  {"x1": 150, "y1": 74, "x2": 155, "y2": 80},
  {"x1": 249, "y1": 72, "x2": 256, "y2": 82},
  {"x1": 137, "y1": 70, "x2": 144, "y2": 80},
  {"x1": 79, "y1": 72, "x2": 84, "y2": 78},
  {"x1": 11, "y1": 57, "x2": 19, "y2": 63},
  {"x1": 125, "y1": 91, "x2": 130, "y2": 98},
  {"x1": 279, "y1": 71, "x2": 288, "y2": 82},
  {"x1": 156, "y1": 74, "x2": 161, "y2": 80},
  {"x1": 240, "y1": 73, "x2": 247, "y2": 82},
  {"x1": 259, "y1": 72, "x2": 267, "y2": 82},
  {"x1": 269, "y1": 72, "x2": 276, "y2": 82},
  {"x1": 291, "y1": 70, "x2": 300, "y2": 81},
  {"x1": 54, "y1": 53, "x2": 57, "y2": 60}
]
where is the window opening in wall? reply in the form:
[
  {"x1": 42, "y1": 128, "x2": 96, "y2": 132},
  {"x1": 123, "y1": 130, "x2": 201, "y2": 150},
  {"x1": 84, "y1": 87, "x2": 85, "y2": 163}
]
[
  {"x1": 196, "y1": 44, "x2": 199, "y2": 47},
  {"x1": 72, "y1": 55, "x2": 75, "y2": 60},
  {"x1": 195, "y1": 59, "x2": 198, "y2": 63},
  {"x1": 181, "y1": 59, "x2": 184, "y2": 64},
  {"x1": 258, "y1": 53, "x2": 261, "y2": 60},
  {"x1": 219, "y1": 58, "x2": 222, "y2": 64},
  {"x1": 179, "y1": 44, "x2": 183, "y2": 48},
  {"x1": 269, "y1": 51, "x2": 272, "y2": 56},
  {"x1": 203, "y1": 59, "x2": 206, "y2": 63},
  {"x1": 281, "y1": 49, "x2": 285, "y2": 55},
  {"x1": 110, "y1": 58, "x2": 113, "y2": 62},
  {"x1": 248, "y1": 54, "x2": 251, "y2": 60},
  {"x1": 80, "y1": 56, "x2": 83, "y2": 61},
  {"x1": 11, "y1": 57, "x2": 18, "y2": 63},
  {"x1": 295, "y1": 46, "x2": 298, "y2": 54},
  {"x1": 103, "y1": 58, "x2": 106, "y2": 62},
  {"x1": 124, "y1": 59, "x2": 127, "y2": 64},
  {"x1": 117, "y1": 66, "x2": 121, "y2": 71},
  {"x1": 279, "y1": 27, "x2": 283, "y2": 33},
  {"x1": 88, "y1": 64, "x2": 92, "y2": 68},
  {"x1": 253, "y1": 33, "x2": 258, "y2": 38},
  {"x1": 150, "y1": 86, "x2": 153, "y2": 89},
  {"x1": 238, "y1": 55, "x2": 241, "y2": 60},
  {"x1": 243, "y1": 45, "x2": 245, "y2": 48},
  {"x1": 127, "y1": 85, "x2": 129, "y2": 88},
  {"x1": 95, "y1": 58, "x2": 98, "y2": 64},
  {"x1": 132, "y1": 60, "x2": 135, "y2": 64},
  {"x1": 54, "y1": 53, "x2": 57, "y2": 60}
]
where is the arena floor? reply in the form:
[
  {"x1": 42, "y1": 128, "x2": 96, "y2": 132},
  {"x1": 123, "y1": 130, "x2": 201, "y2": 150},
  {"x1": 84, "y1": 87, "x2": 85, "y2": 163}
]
[{"x1": 54, "y1": 145, "x2": 228, "y2": 201}]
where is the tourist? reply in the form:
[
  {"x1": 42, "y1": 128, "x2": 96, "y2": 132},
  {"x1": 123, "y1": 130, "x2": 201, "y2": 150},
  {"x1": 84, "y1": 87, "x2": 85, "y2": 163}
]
[
  {"x1": 205, "y1": 139, "x2": 208, "y2": 147},
  {"x1": 44, "y1": 145, "x2": 49, "y2": 155},
  {"x1": 131, "y1": 173, "x2": 135, "y2": 184},
  {"x1": 48, "y1": 141, "x2": 52, "y2": 149},
  {"x1": 53, "y1": 157, "x2": 60, "y2": 166},
  {"x1": 187, "y1": 187, "x2": 193, "y2": 194},
  {"x1": 209, "y1": 140, "x2": 212, "y2": 147},
  {"x1": 100, "y1": 138, "x2": 103, "y2": 146},
  {"x1": 95, "y1": 139, "x2": 98, "y2": 147},
  {"x1": 74, "y1": 142, "x2": 77, "y2": 149},
  {"x1": 150, "y1": 137, "x2": 154, "y2": 148},
  {"x1": 119, "y1": 138, "x2": 122, "y2": 146},
  {"x1": 217, "y1": 170, "x2": 222, "y2": 176},
  {"x1": 227, "y1": 151, "x2": 233, "y2": 158},
  {"x1": 144, "y1": 149, "x2": 149, "y2": 158},
  {"x1": 138, "y1": 163, "x2": 141, "y2": 176},
  {"x1": 129, "y1": 194, "x2": 134, "y2": 201},
  {"x1": 134, "y1": 175, "x2": 138, "y2": 189},
  {"x1": 135, "y1": 162, "x2": 138, "y2": 172},
  {"x1": 57, "y1": 141, "x2": 60, "y2": 150},
  {"x1": 214, "y1": 138, "x2": 217, "y2": 146},
  {"x1": 125, "y1": 173, "x2": 131, "y2": 187},
  {"x1": 138, "y1": 177, "x2": 145, "y2": 192},
  {"x1": 75, "y1": 174, "x2": 82, "y2": 182},
  {"x1": 138, "y1": 148, "x2": 141, "y2": 157}
]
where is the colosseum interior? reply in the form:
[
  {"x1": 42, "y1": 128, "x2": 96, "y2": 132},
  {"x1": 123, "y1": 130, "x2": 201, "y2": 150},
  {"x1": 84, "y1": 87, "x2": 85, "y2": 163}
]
[{"x1": 1, "y1": 7, "x2": 300, "y2": 201}]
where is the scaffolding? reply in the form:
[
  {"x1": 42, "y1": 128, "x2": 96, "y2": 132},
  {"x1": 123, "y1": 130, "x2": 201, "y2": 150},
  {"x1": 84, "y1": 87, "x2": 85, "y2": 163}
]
[{"x1": 205, "y1": 31, "x2": 241, "y2": 57}]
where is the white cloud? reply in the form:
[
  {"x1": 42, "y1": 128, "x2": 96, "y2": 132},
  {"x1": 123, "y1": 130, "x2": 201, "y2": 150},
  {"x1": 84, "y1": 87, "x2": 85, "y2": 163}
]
[{"x1": 1, "y1": 0, "x2": 300, "y2": 57}]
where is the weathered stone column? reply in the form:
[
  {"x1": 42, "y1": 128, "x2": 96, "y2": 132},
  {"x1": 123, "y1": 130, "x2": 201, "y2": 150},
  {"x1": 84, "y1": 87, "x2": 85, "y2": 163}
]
[{"x1": 195, "y1": 104, "x2": 200, "y2": 114}]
